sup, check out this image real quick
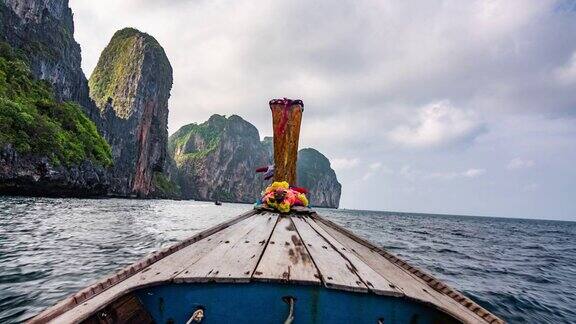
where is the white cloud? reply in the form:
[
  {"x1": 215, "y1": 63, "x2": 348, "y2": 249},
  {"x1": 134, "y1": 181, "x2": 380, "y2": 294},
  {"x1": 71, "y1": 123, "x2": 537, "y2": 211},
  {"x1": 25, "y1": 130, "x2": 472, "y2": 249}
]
[
  {"x1": 464, "y1": 168, "x2": 486, "y2": 178},
  {"x1": 427, "y1": 168, "x2": 486, "y2": 180},
  {"x1": 388, "y1": 101, "x2": 485, "y2": 149},
  {"x1": 400, "y1": 165, "x2": 485, "y2": 181},
  {"x1": 331, "y1": 158, "x2": 360, "y2": 170},
  {"x1": 507, "y1": 158, "x2": 535, "y2": 170},
  {"x1": 368, "y1": 162, "x2": 382, "y2": 170},
  {"x1": 361, "y1": 162, "x2": 392, "y2": 181},
  {"x1": 399, "y1": 165, "x2": 417, "y2": 181},
  {"x1": 471, "y1": 0, "x2": 550, "y2": 40},
  {"x1": 555, "y1": 51, "x2": 576, "y2": 85}
]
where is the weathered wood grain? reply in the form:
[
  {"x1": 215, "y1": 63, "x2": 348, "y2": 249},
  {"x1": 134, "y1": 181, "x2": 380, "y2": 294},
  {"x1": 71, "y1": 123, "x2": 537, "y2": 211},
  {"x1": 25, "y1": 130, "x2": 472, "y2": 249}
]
[
  {"x1": 253, "y1": 215, "x2": 320, "y2": 284},
  {"x1": 290, "y1": 215, "x2": 370, "y2": 293},
  {"x1": 271, "y1": 101, "x2": 303, "y2": 184},
  {"x1": 311, "y1": 214, "x2": 504, "y2": 324},
  {"x1": 135, "y1": 215, "x2": 256, "y2": 284},
  {"x1": 302, "y1": 216, "x2": 403, "y2": 297},
  {"x1": 174, "y1": 213, "x2": 279, "y2": 283},
  {"x1": 290, "y1": 206, "x2": 314, "y2": 214},
  {"x1": 81, "y1": 293, "x2": 153, "y2": 324}
]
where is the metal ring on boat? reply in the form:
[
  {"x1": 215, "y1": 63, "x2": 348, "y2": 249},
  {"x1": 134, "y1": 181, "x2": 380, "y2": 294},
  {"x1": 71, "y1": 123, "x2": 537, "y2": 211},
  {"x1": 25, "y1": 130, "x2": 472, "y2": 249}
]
[
  {"x1": 186, "y1": 308, "x2": 204, "y2": 323},
  {"x1": 283, "y1": 296, "x2": 295, "y2": 324}
]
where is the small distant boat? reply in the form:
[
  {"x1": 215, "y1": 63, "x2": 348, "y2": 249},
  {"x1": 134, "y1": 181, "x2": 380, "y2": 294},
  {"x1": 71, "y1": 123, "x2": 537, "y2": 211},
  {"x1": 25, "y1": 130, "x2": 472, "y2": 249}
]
[
  {"x1": 214, "y1": 200, "x2": 222, "y2": 206},
  {"x1": 29, "y1": 99, "x2": 503, "y2": 323}
]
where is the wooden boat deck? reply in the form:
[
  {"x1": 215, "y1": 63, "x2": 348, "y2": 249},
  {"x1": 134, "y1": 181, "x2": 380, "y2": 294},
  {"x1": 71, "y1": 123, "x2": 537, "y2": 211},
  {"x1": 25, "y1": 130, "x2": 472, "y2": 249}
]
[{"x1": 31, "y1": 208, "x2": 503, "y2": 324}]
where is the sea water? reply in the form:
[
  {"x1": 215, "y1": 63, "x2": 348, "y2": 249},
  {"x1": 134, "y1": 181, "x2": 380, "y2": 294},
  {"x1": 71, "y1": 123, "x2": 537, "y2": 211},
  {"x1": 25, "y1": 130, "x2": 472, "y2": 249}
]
[{"x1": 0, "y1": 197, "x2": 574, "y2": 323}]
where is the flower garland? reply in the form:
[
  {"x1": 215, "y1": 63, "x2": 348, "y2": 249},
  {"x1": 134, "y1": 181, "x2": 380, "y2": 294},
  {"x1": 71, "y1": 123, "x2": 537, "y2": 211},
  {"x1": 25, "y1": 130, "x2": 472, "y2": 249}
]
[{"x1": 258, "y1": 181, "x2": 309, "y2": 213}]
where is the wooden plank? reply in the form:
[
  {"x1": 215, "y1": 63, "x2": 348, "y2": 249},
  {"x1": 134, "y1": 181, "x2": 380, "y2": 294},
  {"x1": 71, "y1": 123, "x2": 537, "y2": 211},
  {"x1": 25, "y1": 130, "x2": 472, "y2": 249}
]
[
  {"x1": 290, "y1": 215, "x2": 369, "y2": 293},
  {"x1": 312, "y1": 215, "x2": 501, "y2": 324},
  {"x1": 291, "y1": 206, "x2": 314, "y2": 214},
  {"x1": 38, "y1": 211, "x2": 260, "y2": 324},
  {"x1": 81, "y1": 293, "x2": 153, "y2": 324},
  {"x1": 302, "y1": 216, "x2": 403, "y2": 297},
  {"x1": 135, "y1": 215, "x2": 256, "y2": 284},
  {"x1": 30, "y1": 209, "x2": 259, "y2": 324},
  {"x1": 253, "y1": 215, "x2": 321, "y2": 284},
  {"x1": 175, "y1": 213, "x2": 279, "y2": 283}
]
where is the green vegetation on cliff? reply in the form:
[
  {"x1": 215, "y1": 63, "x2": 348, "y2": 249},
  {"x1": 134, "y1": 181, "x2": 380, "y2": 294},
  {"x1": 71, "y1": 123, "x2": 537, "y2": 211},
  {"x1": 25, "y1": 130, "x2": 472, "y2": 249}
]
[
  {"x1": 89, "y1": 28, "x2": 172, "y2": 118},
  {"x1": 169, "y1": 115, "x2": 227, "y2": 166},
  {"x1": 152, "y1": 171, "x2": 181, "y2": 197},
  {"x1": 0, "y1": 42, "x2": 112, "y2": 166}
]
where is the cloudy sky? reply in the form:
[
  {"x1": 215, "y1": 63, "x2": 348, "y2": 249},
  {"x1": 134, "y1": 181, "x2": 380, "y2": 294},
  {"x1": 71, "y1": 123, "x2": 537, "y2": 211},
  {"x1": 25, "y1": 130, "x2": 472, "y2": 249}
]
[{"x1": 70, "y1": 0, "x2": 576, "y2": 221}]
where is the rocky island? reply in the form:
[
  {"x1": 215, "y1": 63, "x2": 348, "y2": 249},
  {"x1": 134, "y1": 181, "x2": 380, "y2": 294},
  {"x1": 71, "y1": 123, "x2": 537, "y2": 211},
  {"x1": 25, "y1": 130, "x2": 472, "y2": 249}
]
[
  {"x1": 168, "y1": 115, "x2": 341, "y2": 207},
  {"x1": 0, "y1": 0, "x2": 341, "y2": 207}
]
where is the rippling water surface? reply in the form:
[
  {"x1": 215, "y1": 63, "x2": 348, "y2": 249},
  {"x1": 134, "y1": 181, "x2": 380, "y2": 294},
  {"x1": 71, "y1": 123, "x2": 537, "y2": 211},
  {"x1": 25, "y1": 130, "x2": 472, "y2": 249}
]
[{"x1": 0, "y1": 197, "x2": 574, "y2": 323}]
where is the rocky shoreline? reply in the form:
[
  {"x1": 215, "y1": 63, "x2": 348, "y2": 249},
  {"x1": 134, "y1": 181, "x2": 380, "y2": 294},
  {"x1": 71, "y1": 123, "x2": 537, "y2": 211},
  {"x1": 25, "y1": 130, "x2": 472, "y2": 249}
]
[{"x1": 0, "y1": 145, "x2": 109, "y2": 198}]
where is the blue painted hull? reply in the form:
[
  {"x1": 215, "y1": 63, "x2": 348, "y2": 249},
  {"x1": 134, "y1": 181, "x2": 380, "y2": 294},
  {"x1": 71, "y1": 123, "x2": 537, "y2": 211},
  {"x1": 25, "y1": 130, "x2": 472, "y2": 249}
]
[{"x1": 136, "y1": 282, "x2": 460, "y2": 324}]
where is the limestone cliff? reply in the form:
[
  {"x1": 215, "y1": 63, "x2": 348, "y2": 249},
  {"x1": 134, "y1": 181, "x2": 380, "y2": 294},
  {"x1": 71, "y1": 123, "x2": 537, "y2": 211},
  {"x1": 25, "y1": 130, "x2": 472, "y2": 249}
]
[
  {"x1": 169, "y1": 115, "x2": 269, "y2": 202},
  {"x1": 0, "y1": 0, "x2": 100, "y2": 121},
  {"x1": 169, "y1": 115, "x2": 341, "y2": 207},
  {"x1": 89, "y1": 28, "x2": 173, "y2": 197},
  {"x1": 296, "y1": 148, "x2": 342, "y2": 208},
  {"x1": 1, "y1": 0, "x2": 175, "y2": 198}
]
